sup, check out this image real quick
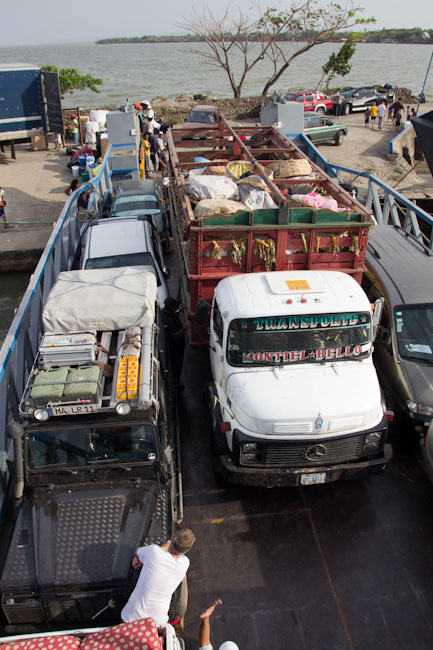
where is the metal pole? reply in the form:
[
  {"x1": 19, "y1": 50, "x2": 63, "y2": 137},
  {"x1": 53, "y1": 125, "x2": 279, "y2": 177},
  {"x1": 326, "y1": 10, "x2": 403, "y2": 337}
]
[{"x1": 416, "y1": 49, "x2": 433, "y2": 115}]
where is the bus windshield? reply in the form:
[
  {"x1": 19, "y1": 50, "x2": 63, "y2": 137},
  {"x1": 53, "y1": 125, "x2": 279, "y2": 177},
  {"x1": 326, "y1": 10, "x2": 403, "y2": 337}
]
[{"x1": 227, "y1": 312, "x2": 372, "y2": 367}]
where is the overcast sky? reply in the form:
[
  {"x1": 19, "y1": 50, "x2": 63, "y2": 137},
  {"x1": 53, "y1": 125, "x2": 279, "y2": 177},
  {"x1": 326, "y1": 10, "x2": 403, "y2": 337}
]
[{"x1": 2, "y1": 0, "x2": 433, "y2": 47}]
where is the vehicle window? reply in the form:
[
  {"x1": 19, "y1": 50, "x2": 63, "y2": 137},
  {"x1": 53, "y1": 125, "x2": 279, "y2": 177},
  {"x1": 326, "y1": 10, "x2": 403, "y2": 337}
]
[
  {"x1": 283, "y1": 93, "x2": 296, "y2": 101},
  {"x1": 85, "y1": 253, "x2": 160, "y2": 285},
  {"x1": 364, "y1": 89, "x2": 374, "y2": 98},
  {"x1": 311, "y1": 117, "x2": 322, "y2": 128},
  {"x1": 394, "y1": 304, "x2": 433, "y2": 363},
  {"x1": 26, "y1": 423, "x2": 158, "y2": 469},
  {"x1": 227, "y1": 312, "x2": 372, "y2": 366},
  {"x1": 303, "y1": 118, "x2": 311, "y2": 128},
  {"x1": 188, "y1": 111, "x2": 215, "y2": 123},
  {"x1": 213, "y1": 301, "x2": 224, "y2": 346},
  {"x1": 296, "y1": 95, "x2": 305, "y2": 102},
  {"x1": 354, "y1": 90, "x2": 365, "y2": 98},
  {"x1": 305, "y1": 94, "x2": 314, "y2": 102}
]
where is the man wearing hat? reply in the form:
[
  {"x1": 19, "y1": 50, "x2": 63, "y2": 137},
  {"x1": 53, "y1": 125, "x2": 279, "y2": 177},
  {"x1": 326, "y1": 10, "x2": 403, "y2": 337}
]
[{"x1": 199, "y1": 599, "x2": 240, "y2": 650}]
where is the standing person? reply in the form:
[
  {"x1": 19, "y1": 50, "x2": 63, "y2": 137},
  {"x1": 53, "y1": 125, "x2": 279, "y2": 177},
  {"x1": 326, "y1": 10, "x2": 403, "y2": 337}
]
[
  {"x1": 148, "y1": 133, "x2": 159, "y2": 173},
  {"x1": 377, "y1": 102, "x2": 386, "y2": 130},
  {"x1": 70, "y1": 114, "x2": 79, "y2": 145},
  {"x1": 369, "y1": 104, "x2": 378, "y2": 129},
  {"x1": 163, "y1": 297, "x2": 188, "y2": 391},
  {"x1": 410, "y1": 107, "x2": 417, "y2": 120},
  {"x1": 142, "y1": 134, "x2": 151, "y2": 178},
  {"x1": 121, "y1": 529, "x2": 196, "y2": 627},
  {"x1": 394, "y1": 107, "x2": 402, "y2": 131},
  {"x1": 198, "y1": 599, "x2": 239, "y2": 650},
  {"x1": 392, "y1": 97, "x2": 404, "y2": 126},
  {"x1": 364, "y1": 107, "x2": 370, "y2": 128},
  {"x1": 0, "y1": 186, "x2": 8, "y2": 227},
  {"x1": 387, "y1": 104, "x2": 393, "y2": 122},
  {"x1": 334, "y1": 91, "x2": 344, "y2": 118},
  {"x1": 157, "y1": 132, "x2": 168, "y2": 173}
]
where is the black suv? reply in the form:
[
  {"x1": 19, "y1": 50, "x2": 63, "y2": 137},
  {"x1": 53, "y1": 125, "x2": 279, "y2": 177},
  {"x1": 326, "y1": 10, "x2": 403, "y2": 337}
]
[{"x1": 333, "y1": 87, "x2": 394, "y2": 115}]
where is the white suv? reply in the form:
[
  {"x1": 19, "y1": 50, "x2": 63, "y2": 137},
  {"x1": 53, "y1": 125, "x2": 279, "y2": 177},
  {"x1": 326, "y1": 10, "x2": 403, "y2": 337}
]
[{"x1": 80, "y1": 215, "x2": 169, "y2": 304}]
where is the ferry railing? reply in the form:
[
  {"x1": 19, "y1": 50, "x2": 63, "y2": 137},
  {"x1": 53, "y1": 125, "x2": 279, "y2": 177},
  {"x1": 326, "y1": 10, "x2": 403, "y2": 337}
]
[
  {"x1": 295, "y1": 134, "x2": 433, "y2": 248},
  {"x1": 0, "y1": 143, "x2": 133, "y2": 507}
]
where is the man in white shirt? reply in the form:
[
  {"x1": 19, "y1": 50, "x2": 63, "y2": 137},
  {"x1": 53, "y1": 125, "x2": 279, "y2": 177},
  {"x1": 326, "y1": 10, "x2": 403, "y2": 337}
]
[{"x1": 121, "y1": 528, "x2": 195, "y2": 626}]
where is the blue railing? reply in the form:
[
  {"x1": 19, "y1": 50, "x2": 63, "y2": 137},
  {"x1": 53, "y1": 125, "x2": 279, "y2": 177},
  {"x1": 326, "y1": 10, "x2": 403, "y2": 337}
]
[
  {"x1": 295, "y1": 134, "x2": 433, "y2": 248},
  {"x1": 0, "y1": 143, "x2": 127, "y2": 501}
]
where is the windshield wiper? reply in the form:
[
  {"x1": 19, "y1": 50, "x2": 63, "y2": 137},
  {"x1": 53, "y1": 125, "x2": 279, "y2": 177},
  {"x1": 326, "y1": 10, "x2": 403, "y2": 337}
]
[
  {"x1": 400, "y1": 354, "x2": 433, "y2": 365},
  {"x1": 88, "y1": 457, "x2": 120, "y2": 464}
]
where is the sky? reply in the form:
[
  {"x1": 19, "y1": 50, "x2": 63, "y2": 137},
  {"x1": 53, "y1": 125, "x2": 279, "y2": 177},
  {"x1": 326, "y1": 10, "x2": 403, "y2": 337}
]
[{"x1": 2, "y1": 0, "x2": 433, "y2": 47}]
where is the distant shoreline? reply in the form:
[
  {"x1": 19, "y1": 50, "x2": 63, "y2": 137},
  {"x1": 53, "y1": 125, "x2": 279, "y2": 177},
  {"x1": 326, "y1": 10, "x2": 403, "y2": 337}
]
[{"x1": 95, "y1": 28, "x2": 433, "y2": 46}]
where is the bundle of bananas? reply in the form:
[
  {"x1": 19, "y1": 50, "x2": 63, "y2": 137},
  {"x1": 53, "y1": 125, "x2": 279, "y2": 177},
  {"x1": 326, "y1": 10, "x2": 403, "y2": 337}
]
[
  {"x1": 230, "y1": 240, "x2": 246, "y2": 265},
  {"x1": 254, "y1": 238, "x2": 276, "y2": 271},
  {"x1": 211, "y1": 240, "x2": 222, "y2": 260}
]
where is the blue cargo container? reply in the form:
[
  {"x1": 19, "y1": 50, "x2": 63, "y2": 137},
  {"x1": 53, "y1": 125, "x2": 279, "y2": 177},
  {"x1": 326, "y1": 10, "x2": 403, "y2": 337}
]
[{"x1": 0, "y1": 63, "x2": 63, "y2": 141}]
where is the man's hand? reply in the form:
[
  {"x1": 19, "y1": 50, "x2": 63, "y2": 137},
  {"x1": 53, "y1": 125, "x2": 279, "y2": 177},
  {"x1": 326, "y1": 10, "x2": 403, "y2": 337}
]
[
  {"x1": 132, "y1": 553, "x2": 143, "y2": 570},
  {"x1": 200, "y1": 599, "x2": 222, "y2": 619}
]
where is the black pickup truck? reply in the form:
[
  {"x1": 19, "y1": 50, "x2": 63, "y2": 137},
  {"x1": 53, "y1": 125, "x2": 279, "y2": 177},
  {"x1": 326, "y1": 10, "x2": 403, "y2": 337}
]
[{"x1": 333, "y1": 87, "x2": 395, "y2": 115}]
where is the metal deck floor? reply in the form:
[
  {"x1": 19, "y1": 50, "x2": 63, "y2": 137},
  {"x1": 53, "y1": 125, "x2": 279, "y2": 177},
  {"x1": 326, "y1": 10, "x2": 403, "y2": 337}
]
[{"x1": 179, "y1": 345, "x2": 433, "y2": 650}]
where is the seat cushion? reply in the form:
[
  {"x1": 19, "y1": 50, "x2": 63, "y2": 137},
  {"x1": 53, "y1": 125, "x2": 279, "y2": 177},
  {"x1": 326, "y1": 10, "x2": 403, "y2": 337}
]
[
  {"x1": 80, "y1": 619, "x2": 162, "y2": 650},
  {"x1": 0, "y1": 635, "x2": 80, "y2": 650}
]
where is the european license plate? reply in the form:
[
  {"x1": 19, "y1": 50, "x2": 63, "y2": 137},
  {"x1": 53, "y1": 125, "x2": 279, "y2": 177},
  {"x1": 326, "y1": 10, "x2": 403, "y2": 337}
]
[
  {"x1": 300, "y1": 472, "x2": 327, "y2": 485},
  {"x1": 49, "y1": 403, "x2": 98, "y2": 417}
]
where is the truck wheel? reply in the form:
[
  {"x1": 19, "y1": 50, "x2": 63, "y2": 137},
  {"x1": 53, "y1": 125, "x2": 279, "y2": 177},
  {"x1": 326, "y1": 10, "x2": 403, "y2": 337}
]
[
  {"x1": 205, "y1": 382, "x2": 229, "y2": 456},
  {"x1": 316, "y1": 106, "x2": 325, "y2": 114},
  {"x1": 342, "y1": 103, "x2": 350, "y2": 115},
  {"x1": 334, "y1": 131, "x2": 344, "y2": 146}
]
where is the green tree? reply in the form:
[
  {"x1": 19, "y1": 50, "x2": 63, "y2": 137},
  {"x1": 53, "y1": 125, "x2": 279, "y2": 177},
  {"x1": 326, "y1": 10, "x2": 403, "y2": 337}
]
[
  {"x1": 41, "y1": 65, "x2": 103, "y2": 97},
  {"x1": 317, "y1": 34, "x2": 358, "y2": 90}
]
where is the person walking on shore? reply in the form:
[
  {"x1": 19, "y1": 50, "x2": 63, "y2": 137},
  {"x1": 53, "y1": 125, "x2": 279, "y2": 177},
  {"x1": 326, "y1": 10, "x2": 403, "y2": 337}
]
[
  {"x1": 369, "y1": 104, "x2": 378, "y2": 129},
  {"x1": 377, "y1": 102, "x2": 386, "y2": 130},
  {"x1": 70, "y1": 114, "x2": 79, "y2": 145},
  {"x1": 0, "y1": 186, "x2": 9, "y2": 228},
  {"x1": 364, "y1": 107, "x2": 370, "y2": 128}
]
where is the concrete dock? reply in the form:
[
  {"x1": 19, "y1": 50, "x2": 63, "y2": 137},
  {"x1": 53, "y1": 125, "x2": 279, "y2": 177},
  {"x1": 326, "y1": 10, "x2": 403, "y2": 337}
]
[{"x1": 0, "y1": 143, "x2": 73, "y2": 272}]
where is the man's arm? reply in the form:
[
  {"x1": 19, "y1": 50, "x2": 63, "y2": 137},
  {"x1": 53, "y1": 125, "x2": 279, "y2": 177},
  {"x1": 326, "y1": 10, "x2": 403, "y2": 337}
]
[{"x1": 198, "y1": 599, "x2": 222, "y2": 648}]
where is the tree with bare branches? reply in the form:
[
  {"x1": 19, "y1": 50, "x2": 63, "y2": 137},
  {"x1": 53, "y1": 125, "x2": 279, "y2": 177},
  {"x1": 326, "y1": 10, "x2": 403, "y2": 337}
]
[{"x1": 181, "y1": 2, "x2": 375, "y2": 99}]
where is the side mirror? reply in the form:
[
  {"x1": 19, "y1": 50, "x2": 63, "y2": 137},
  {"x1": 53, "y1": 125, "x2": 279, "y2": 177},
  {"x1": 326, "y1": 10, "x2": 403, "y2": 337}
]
[
  {"x1": 195, "y1": 298, "x2": 211, "y2": 326},
  {"x1": 372, "y1": 297, "x2": 384, "y2": 340}
]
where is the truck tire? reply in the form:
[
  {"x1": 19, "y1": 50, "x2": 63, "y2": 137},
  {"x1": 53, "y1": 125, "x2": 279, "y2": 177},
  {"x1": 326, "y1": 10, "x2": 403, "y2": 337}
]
[
  {"x1": 205, "y1": 382, "x2": 229, "y2": 456},
  {"x1": 342, "y1": 103, "x2": 350, "y2": 115},
  {"x1": 334, "y1": 131, "x2": 344, "y2": 146},
  {"x1": 316, "y1": 106, "x2": 325, "y2": 114}
]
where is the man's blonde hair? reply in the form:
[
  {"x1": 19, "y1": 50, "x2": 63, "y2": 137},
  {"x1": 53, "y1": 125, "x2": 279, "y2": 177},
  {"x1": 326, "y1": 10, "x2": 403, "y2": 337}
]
[{"x1": 170, "y1": 528, "x2": 196, "y2": 555}]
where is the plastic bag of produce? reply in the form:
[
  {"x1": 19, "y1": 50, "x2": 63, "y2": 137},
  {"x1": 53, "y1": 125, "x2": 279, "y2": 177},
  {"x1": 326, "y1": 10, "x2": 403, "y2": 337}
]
[
  {"x1": 185, "y1": 176, "x2": 239, "y2": 202},
  {"x1": 241, "y1": 189, "x2": 278, "y2": 211},
  {"x1": 194, "y1": 199, "x2": 248, "y2": 218}
]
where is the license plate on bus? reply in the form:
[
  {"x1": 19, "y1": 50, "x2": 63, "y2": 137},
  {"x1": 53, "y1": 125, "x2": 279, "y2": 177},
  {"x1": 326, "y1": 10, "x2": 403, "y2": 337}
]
[
  {"x1": 300, "y1": 472, "x2": 327, "y2": 485},
  {"x1": 49, "y1": 403, "x2": 98, "y2": 417}
]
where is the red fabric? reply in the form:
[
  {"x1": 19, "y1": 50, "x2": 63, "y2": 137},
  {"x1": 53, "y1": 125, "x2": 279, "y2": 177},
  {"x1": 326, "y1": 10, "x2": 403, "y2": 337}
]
[
  {"x1": 80, "y1": 619, "x2": 162, "y2": 650},
  {"x1": 1, "y1": 635, "x2": 80, "y2": 650}
]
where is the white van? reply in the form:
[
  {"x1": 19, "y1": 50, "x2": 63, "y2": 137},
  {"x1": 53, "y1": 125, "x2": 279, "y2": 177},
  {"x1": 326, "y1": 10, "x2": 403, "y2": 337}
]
[{"x1": 80, "y1": 215, "x2": 169, "y2": 304}]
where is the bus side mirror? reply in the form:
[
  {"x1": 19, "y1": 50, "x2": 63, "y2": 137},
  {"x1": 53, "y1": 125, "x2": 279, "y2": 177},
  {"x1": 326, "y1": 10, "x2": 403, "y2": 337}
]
[{"x1": 372, "y1": 297, "x2": 384, "y2": 340}]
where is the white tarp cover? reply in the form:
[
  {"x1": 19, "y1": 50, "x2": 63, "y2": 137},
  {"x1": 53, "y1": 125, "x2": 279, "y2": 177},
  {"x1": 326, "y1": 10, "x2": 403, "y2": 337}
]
[{"x1": 43, "y1": 267, "x2": 157, "y2": 333}]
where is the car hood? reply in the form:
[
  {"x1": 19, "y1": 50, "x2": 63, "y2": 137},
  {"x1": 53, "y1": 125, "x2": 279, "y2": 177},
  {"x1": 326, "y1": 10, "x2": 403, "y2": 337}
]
[
  {"x1": 226, "y1": 362, "x2": 383, "y2": 436},
  {"x1": 400, "y1": 358, "x2": 433, "y2": 407},
  {"x1": 0, "y1": 481, "x2": 169, "y2": 591}
]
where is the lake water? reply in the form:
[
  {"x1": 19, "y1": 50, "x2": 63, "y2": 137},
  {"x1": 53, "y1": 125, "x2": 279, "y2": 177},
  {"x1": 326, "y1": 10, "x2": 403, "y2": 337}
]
[{"x1": 1, "y1": 41, "x2": 432, "y2": 108}]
